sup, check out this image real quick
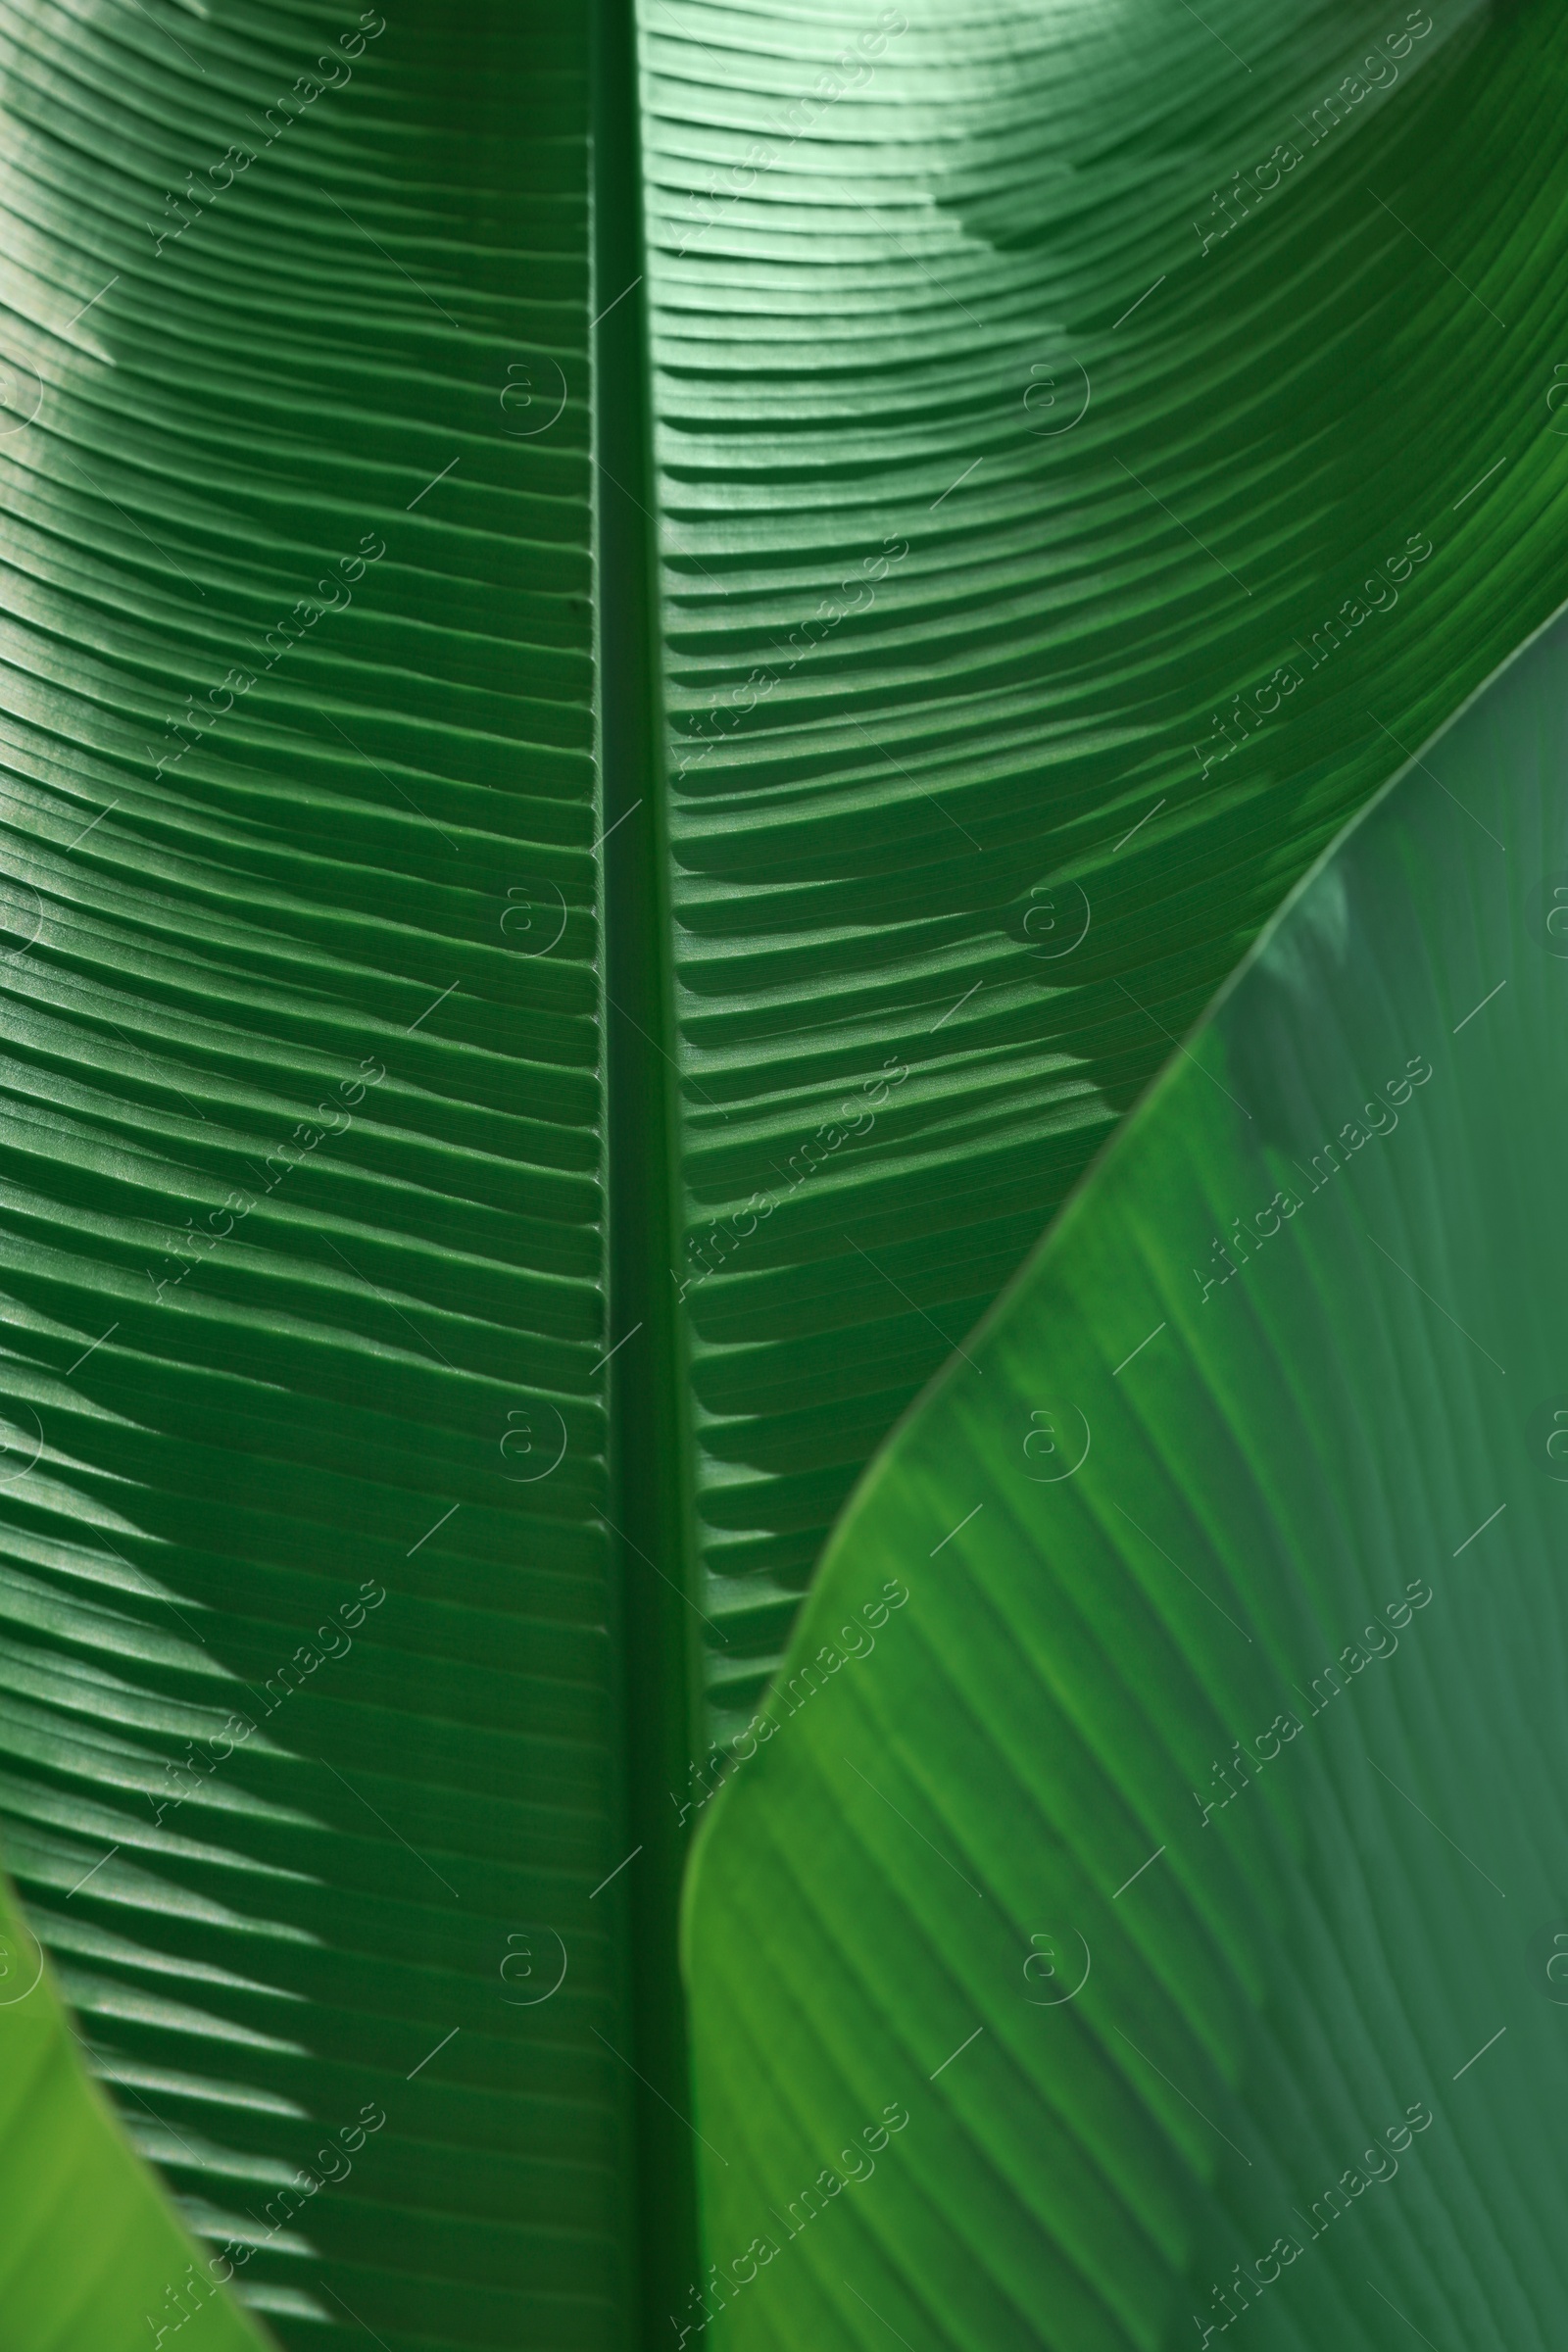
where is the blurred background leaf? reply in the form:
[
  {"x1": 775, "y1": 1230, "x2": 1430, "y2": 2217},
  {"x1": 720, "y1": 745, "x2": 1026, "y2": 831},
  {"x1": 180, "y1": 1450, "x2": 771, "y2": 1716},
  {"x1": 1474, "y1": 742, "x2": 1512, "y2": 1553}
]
[{"x1": 0, "y1": 1870, "x2": 267, "y2": 2349}]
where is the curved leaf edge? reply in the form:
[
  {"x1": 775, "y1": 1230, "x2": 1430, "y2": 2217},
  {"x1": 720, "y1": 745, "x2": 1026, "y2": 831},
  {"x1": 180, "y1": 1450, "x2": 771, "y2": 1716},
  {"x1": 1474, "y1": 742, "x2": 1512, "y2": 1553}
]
[{"x1": 681, "y1": 577, "x2": 1568, "y2": 1908}]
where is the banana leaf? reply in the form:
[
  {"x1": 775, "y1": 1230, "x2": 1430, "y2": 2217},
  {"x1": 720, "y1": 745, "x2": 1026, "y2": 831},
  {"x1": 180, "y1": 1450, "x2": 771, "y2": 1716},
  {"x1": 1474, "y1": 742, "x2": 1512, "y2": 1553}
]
[
  {"x1": 0, "y1": 1868, "x2": 260, "y2": 2350},
  {"x1": 641, "y1": 0, "x2": 1568, "y2": 1731},
  {"x1": 685, "y1": 589, "x2": 1568, "y2": 2352},
  {"x1": 0, "y1": 0, "x2": 1563, "y2": 2343}
]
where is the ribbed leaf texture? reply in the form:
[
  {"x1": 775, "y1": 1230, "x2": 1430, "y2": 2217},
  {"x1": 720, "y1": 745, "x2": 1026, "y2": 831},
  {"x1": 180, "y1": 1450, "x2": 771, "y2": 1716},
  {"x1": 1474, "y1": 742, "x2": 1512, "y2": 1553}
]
[
  {"x1": 643, "y1": 0, "x2": 1568, "y2": 1731},
  {"x1": 0, "y1": 0, "x2": 1565, "y2": 2345},
  {"x1": 685, "y1": 596, "x2": 1568, "y2": 2352},
  {"x1": 0, "y1": 4, "x2": 627, "y2": 2346}
]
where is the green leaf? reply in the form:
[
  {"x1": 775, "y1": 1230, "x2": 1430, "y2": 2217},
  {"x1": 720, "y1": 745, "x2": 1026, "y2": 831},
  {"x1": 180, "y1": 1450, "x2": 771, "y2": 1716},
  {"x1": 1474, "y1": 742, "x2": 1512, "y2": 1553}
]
[
  {"x1": 0, "y1": 1871, "x2": 265, "y2": 2350},
  {"x1": 0, "y1": 3, "x2": 642, "y2": 2342},
  {"x1": 641, "y1": 0, "x2": 1568, "y2": 1729},
  {"x1": 2, "y1": 0, "x2": 1568, "y2": 2342},
  {"x1": 684, "y1": 601, "x2": 1566, "y2": 2348}
]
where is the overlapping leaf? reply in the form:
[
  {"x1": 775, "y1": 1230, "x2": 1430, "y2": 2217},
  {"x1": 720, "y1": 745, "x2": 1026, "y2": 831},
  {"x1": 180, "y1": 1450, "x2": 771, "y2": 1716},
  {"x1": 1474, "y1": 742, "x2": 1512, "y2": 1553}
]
[
  {"x1": 2, "y1": 0, "x2": 1567, "y2": 2344},
  {"x1": 685, "y1": 601, "x2": 1566, "y2": 2349},
  {"x1": 0, "y1": 1871, "x2": 265, "y2": 2350}
]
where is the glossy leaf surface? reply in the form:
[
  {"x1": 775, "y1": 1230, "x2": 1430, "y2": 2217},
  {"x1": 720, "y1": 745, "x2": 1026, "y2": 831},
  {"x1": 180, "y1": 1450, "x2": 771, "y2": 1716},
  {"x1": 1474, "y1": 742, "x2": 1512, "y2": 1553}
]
[
  {"x1": 641, "y1": 0, "x2": 1568, "y2": 1728},
  {"x1": 0, "y1": 0, "x2": 1563, "y2": 2344},
  {"x1": 0, "y1": 2, "x2": 628, "y2": 2344},
  {"x1": 686, "y1": 603, "x2": 1566, "y2": 2350}
]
